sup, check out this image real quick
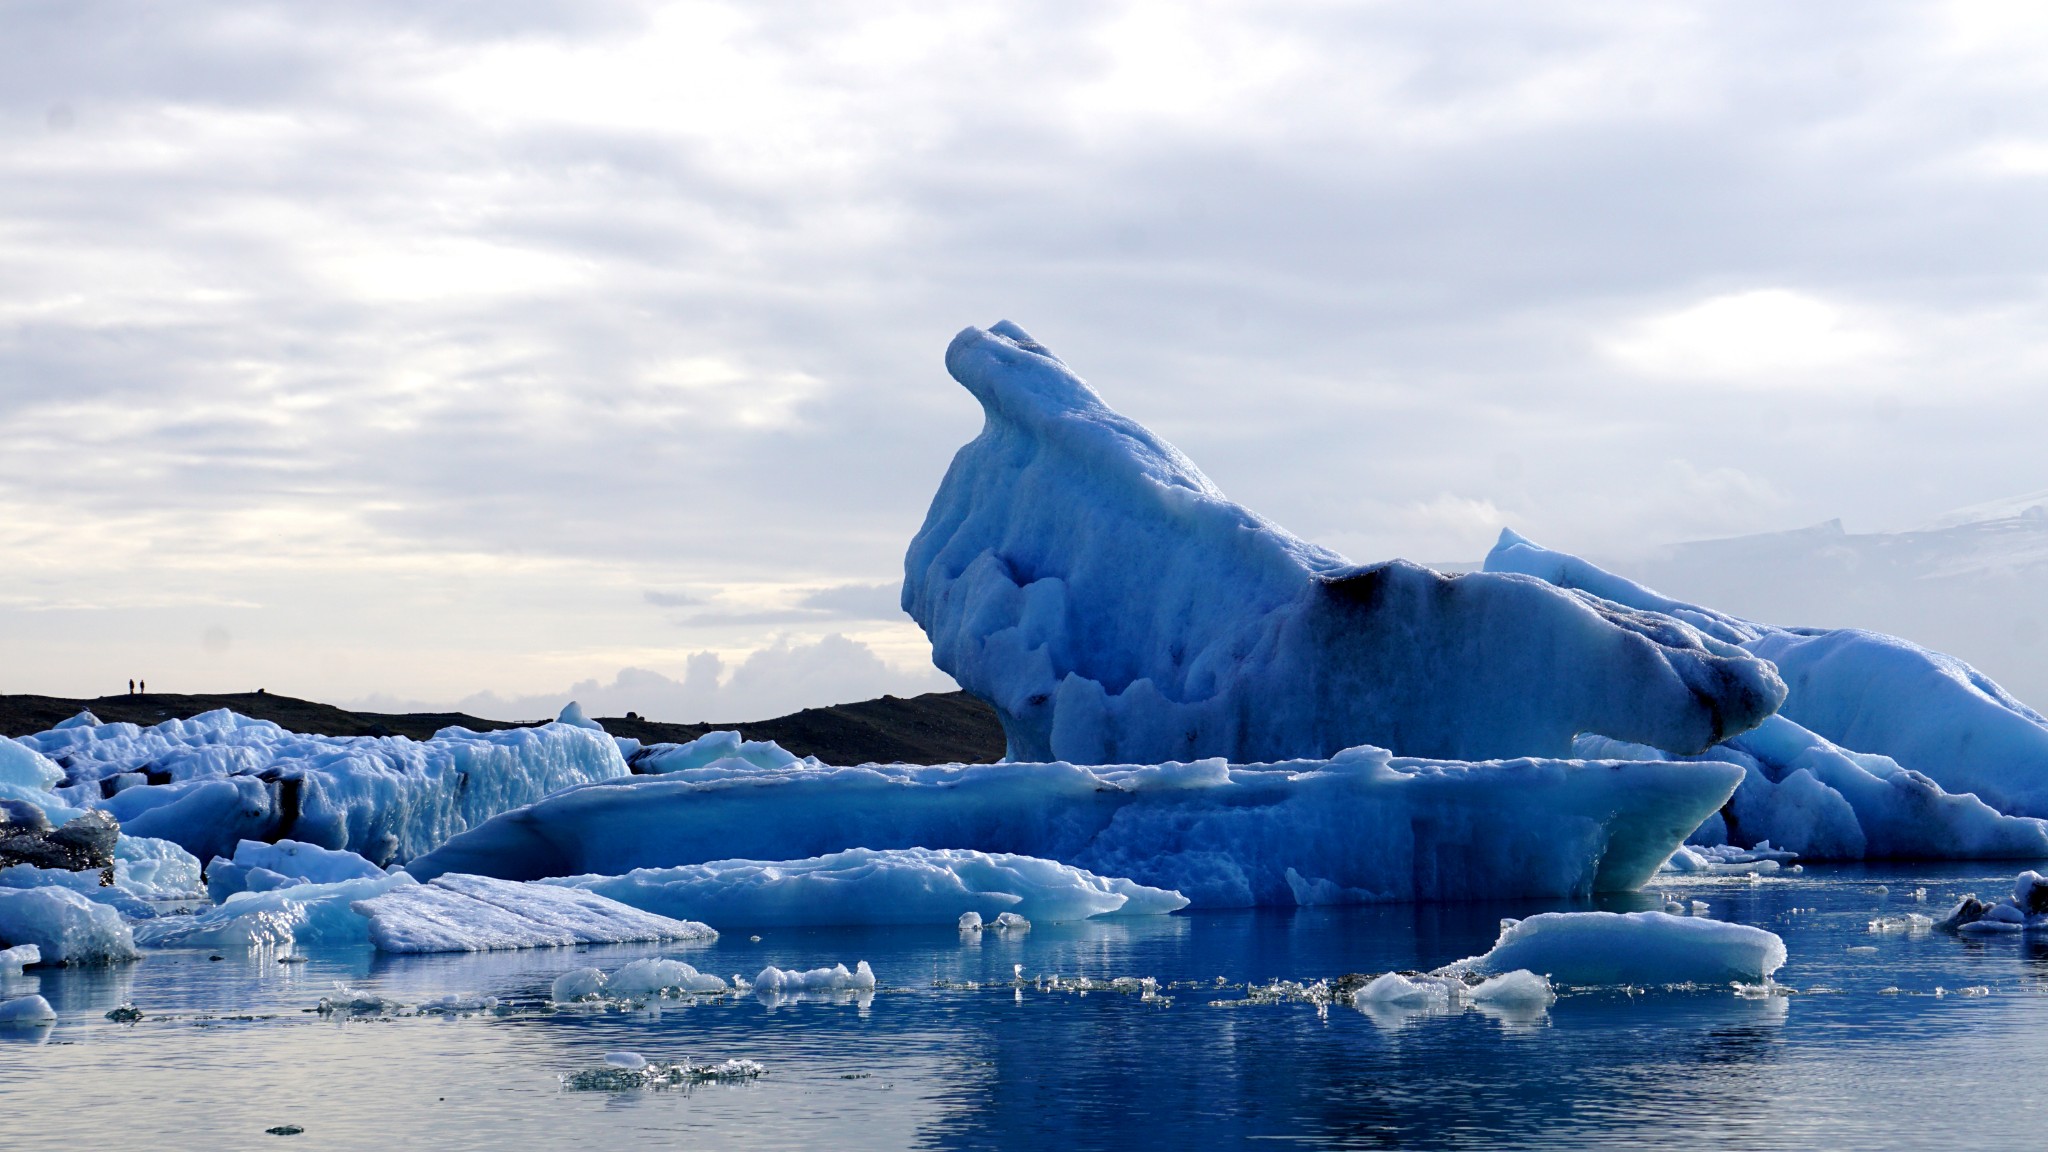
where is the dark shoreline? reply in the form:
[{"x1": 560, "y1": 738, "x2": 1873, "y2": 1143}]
[{"x1": 0, "y1": 688, "x2": 1006, "y2": 766}]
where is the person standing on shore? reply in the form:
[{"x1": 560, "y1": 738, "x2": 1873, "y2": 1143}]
[{"x1": 128, "y1": 679, "x2": 134, "y2": 694}]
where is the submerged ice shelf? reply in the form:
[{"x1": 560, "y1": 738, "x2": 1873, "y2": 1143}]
[
  {"x1": 409, "y1": 747, "x2": 1740, "y2": 907},
  {"x1": 903, "y1": 322, "x2": 1784, "y2": 766}
]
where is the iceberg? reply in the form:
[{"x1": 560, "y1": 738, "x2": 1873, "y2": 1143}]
[
  {"x1": 1935, "y1": 870, "x2": 2048, "y2": 934},
  {"x1": 1447, "y1": 910, "x2": 1787, "y2": 986},
  {"x1": 749, "y1": 960, "x2": 876, "y2": 994},
  {"x1": 349, "y1": 873, "x2": 715, "y2": 954},
  {"x1": 1490, "y1": 530, "x2": 2048, "y2": 820},
  {"x1": 14, "y1": 710, "x2": 629, "y2": 865},
  {"x1": 544, "y1": 847, "x2": 1188, "y2": 927},
  {"x1": 135, "y1": 873, "x2": 411, "y2": 951},
  {"x1": 0, "y1": 886, "x2": 141, "y2": 965},
  {"x1": 1, "y1": 943, "x2": 38, "y2": 975},
  {"x1": 902, "y1": 323, "x2": 1784, "y2": 766},
  {"x1": 627, "y1": 730, "x2": 815, "y2": 775},
  {"x1": 205, "y1": 838, "x2": 388, "y2": 903},
  {"x1": 409, "y1": 748, "x2": 1743, "y2": 908}
]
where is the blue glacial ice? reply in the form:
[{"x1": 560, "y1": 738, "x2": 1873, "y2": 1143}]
[
  {"x1": 14, "y1": 709, "x2": 629, "y2": 864},
  {"x1": 408, "y1": 747, "x2": 1742, "y2": 907},
  {"x1": 543, "y1": 847, "x2": 1188, "y2": 927},
  {"x1": 903, "y1": 322, "x2": 1784, "y2": 766},
  {"x1": 1492, "y1": 530, "x2": 2048, "y2": 854}
]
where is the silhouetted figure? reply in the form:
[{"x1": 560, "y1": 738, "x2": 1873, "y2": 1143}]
[
  {"x1": 139, "y1": 680, "x2": 146, "y2": 695},
  {"x1": 128, "y1": 679, "x2": 134, "y2": 695}
]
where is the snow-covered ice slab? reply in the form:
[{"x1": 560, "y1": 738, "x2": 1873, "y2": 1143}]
[
  {"x1": 136, "y1": 873, "x2": 411, "y2": 951},
  {"x1": 546, "y1": 847, "x2": 1187, "y2": 927},
  {"x1": 1491, "y1": 530, "x2": 2048, "y2": 821},
  {"x1": 902, "y1": 322, "x2": 1784, "y2": 765},
  {"x1": 410, "y1": 749, "x2": 1743, "y2": 907},
  {"x1": 351, "y1": 874, "x2": 715, "y2": 954},
  {"x1": 1446, "y1": 910, "x2": 1787, "y2": 986},
  {"x1": 13, "y1": 710, "x2": 629, "y2": 864}
]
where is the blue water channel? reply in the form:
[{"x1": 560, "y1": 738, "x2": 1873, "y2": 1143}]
[{"x1": 5, "y1": 862, "x2": 2046, "y2": 1151}]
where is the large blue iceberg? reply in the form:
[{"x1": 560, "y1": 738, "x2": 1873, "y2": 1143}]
[
  {"x1": 1492, "y1": 530, "x2": 2048, "y2": 856},
  {"x1": 903, "y1": 323, "x2": 1785, "y2": 766},
  {"x1": 406, "y1": 748, "x2": 1741, "y2": 908}
]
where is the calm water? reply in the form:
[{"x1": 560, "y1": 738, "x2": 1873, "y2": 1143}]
[{"x1": 5, "y1": 863, "x2": 2047, "y2": 1151}]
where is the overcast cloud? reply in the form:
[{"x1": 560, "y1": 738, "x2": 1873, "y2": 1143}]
[{"x1": 4, "y1": 1, "x2": 2046, "y2": 721}]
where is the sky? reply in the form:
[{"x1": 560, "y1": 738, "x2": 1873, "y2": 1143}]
[{"x1": 3, "y1": 1, "x2": 2046, "y2": 721}]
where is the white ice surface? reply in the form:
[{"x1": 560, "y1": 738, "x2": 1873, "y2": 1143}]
[
  {"x1": 1491, "y1": 531, "x2": 2048, "y2": 824},
  {"x1": 14, "y1": 710, "x2": 629, "y2": 864},
  {"x1": 409, "y1": 747, "x2": 1742, "y2": 908},
  {"x1": 135, "y1": 873, "x2": 411, "y2": 951},
  {"x1": 626, "y1": 730, "x2": 814, "y2": 775},
  {"x1": 1447, "y1": 911, "x2": 1786, "y2": 985},
  {"x1": 1, "y1": 943, "x2": 38, "y2": 975},
  {"x1": 903, "y1": 322, "x2": 1784, "y2": 766},
  {"x1": 547, "y1": 847, "x2": 1187, "y2": 927},
  {"x1": 351, "y1": 873, "x2": 716, "y2": 954},
  {"x1": 0, "y1": 886, "x2": 141, "y2": 964}
]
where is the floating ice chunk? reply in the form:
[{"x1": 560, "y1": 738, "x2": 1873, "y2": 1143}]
[
  {"x1": 1354, "y1": 972, "x2": 1458, "y2": 1007},
  {"x1": 751, "y1": 961, "x2": 876, "y2": 994},
  {"x1": 904, "y1": 323, "x2": 1784, "y2": 766},
  {"x1": 1466, "y1": 969, "x2": 1555, "y2": 1007},
  {"x1": 206, "y1": 839, "x2": 386, "y2": 903},
  {"x1": 0, "y1": 887, "x2": 140, "y2": 964},
  {"x1": 958, "y1": 911, "x2": 983, "y2": 931},
  {"x1": 0, "y1": 994, "x2": 56, "y2": 1027},
  {"x1": 1936, "y1": 872, "x2": 2048, "y2": 934},
  {"x1": 412, "y1": 752, "x2": 1743, "y2": 908},
  {"x1": 556, "y1": 702, "x2": 604, "y2": 731},
  {"x1": 544, "y1": 847, "x2": 1186, "y2": 927},
  {"x1": 604, "y1": 1051, "x2": 646, "y2": 1070},
  {"x1": 1, "y1": 943, "x2": 39, "y2": 975},
  {"x1": 316, "y1": 982, "x2": 401, "y2": 1016},
  {"x1": 606, "y1": 958, "x2": 727, "y2": 997},
  {"x1": 562, "y1": 1056, "x2": 766, "y2": 1090},
  {"x1": 552, "y1": 968, "x2": 607, "y2": 1003},
  {"x1": 991, "y1": 912, "x2": 1030, "y2": 932},
  {"x1": 1448, "y1": 911, "x2": 1786, "y2": 986},
  {"x1": 353, "y1": 874, "x2": 715, "y2": 955},
  {"x1": 627, "y1": 730, "x2": 812, "y2": 775}
]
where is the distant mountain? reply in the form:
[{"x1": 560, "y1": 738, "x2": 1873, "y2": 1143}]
[{"x1": 1600, "y1": 499, "x2": 2048, "y2": 709}]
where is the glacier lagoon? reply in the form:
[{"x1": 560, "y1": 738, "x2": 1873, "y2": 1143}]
[{"x1": 8, "y1": 863, "x2": 2048, "y2": 1151}]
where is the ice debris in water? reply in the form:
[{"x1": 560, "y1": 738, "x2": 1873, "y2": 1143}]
[
  {"x1": 561, "y1": 1057, "x2": 766, "y2": 1091},
  {"x1": 958, "y1": 911, "x2": 982, "y2": 931},
  {"x1": 316, "y1": 982, "x2": 402, "y2": 1017},
  {"x1": 905, "y1": 322, "x2": 1783, "y2": 767},
  {"x1": 1868, "y1": 914, "x2": 1935, "y2": 936},
  {"x1": 1444, "y1": 911, "x2": 1786, "y2": 986},
  {"x1": 958, "y1": 910, "x2": 1031, "y2": 935},
  {"x1": 551, "y1": 968, "x2": 608, "y2": 1003},
  {"x1": 104, "y1": 1003, "x2": 143, "y2": 1023},
  {"x1": 0, "y1": 994, "x2": 57, "y2": 1027},
  {"x1": 1936, "y1": 870, "x2": 2048, "y2": 934},
  {"x1": 1660, "y1": 842, "x2": 1796, "y2": 875}
]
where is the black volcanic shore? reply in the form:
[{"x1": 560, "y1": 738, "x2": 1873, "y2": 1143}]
[{"x1": 0, "y1": 689, "x2": 1007, "y2": 766}]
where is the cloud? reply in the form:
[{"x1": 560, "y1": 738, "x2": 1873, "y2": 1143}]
[
  {"x1": 5, "y1": 1, "x2": 2048, "y2": 708},
  {"x1": 399, "y1": 633, "x2": 955, "y2": 724}
]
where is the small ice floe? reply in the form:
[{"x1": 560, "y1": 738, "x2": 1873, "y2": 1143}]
[
  {"x1": 1690, "y1": 900, "x2": 1710, "y2": 916},
  {"x1": 1442, "y1": 911, "x2": 1786, "y2": 987},
  {"x1": 748, "y1": 961, "x2": 876, "y2": 997},
  {"x1": 1874, "y1": 885, "x2": 1890, "y2": 897},
  {"x1": 1936, "y1": 871, "x2": 2048, "y2": 935},
  {"x1": 605, "y1": 958, "x2": 729, "y2": 999},
  {"x1": 561, "y1": 1056, "x2": 766, "y2": 1091},
  {"x1": 551, "y1": 968, "x2": 608, "y2": 1003},
  {"x1": 958, "y1": 912, "x2": 982, "y2": 932},
  {"x1": 957, "y1": 910, "x2": 1030, "y2": 936},
  {"x1": 104, "y1": 1004, "x2": 143, "y2": 1023},
  {"x1": 1660, "y1": 843, "x2": 1797, "y2": 876},
  {"x1": 416, "y1": 993, "x2": 495, "y2": 1015},
  {"x1": 0, "y1": 994, "x2": 56, "y2": 1028},
  {"x1": 1868, "y1": 914, "x2": 1934, "y2": 936}
]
